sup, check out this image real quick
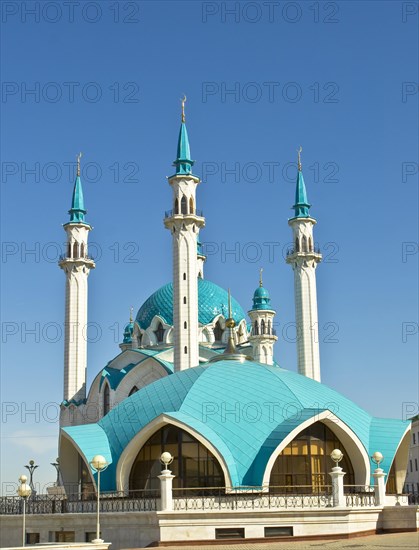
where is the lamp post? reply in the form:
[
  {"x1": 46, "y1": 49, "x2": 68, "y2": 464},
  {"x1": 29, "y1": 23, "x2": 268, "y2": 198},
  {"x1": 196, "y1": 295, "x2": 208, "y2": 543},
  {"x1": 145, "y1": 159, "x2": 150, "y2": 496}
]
[
  {"x1": 24, "y1": 460, "x2": 38, "y2": 495},
  {"x1": 158, "y1": 452, "x2": 175, "y2": 512},
  {"x1": 329, "y1": 448, "x2": 345, "y2": 507},
  {"x1": 89, "y1": 455, "x2": 108, "y2": 544},
  {"x1": 17, "y1": 475, "x2": 32, "y2": 547},
  {"x1": 50, "y1": 458, "x2": 62, "y2": 486},
  {"x1": 371, "y1": 451, "x2": 386, "y2": 506}
]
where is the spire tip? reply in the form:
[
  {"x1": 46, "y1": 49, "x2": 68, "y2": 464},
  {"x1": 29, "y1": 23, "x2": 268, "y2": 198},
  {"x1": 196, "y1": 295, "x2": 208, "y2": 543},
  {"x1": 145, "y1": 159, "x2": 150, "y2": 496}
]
[
  {"x1": 259, "y1": 268, "x2": 264, "y2": 287},
  {"x1": 181, "y1": 95, "x2": 186, "y2": 123},
  {"x1": 297, "y1": 146, "x2": 302, "y2": 172},
  {"x1": 77, "y1": 152, "x2": 82, "y2": 177}
]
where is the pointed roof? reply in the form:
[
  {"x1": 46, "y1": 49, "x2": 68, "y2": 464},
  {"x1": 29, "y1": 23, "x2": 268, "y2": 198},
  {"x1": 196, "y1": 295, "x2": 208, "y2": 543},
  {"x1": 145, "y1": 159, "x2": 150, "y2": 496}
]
[
  {"x1": 291, "y1": 147, "x2": 311, "y2": 219},
  {"x1": 66, "y1": 154, "x2": 89, "y2": 225},
  {"x1": 171, "y1": 97, "x2": 196, "y2": 177}
]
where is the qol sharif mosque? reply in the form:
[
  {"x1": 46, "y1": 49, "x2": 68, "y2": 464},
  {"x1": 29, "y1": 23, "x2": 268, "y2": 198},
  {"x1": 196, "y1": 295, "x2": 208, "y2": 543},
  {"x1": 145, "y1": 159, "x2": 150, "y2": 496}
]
[{"x1": 57, "y1": 102, "x2": 410, "y2": 504}]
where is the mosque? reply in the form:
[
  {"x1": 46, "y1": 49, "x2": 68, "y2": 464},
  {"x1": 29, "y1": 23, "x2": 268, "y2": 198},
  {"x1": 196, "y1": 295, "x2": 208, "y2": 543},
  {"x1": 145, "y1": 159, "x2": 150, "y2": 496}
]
[{"x1": 44, "y1": 101, "x2": 414, "y2": 544}]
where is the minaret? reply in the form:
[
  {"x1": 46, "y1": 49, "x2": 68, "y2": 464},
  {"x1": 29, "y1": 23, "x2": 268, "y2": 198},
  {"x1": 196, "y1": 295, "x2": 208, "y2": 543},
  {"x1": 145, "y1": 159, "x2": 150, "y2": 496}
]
[
  {"x1": 120, "y1": 307, "x2": 134, "y2": 352},
  {"x1": 248, "y1": 269, "x2": 278, "y2": 365},
  {"x1": 197, "y1": 237, "x2": 206, "y2": 279},
  {"x1": 164, "y1": 98, "x2": 205, "y2": 371},
  {"x1": 286, "y1": 147, "x2": 322, "y2": 382},
  {"x1": 59, "y1": 154, "x2": 95, "y2": 403}
]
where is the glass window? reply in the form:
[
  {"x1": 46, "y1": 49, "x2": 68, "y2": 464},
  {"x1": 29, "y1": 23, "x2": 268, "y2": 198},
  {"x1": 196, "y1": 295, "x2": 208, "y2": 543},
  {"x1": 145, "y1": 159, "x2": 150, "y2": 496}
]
[
  {"x1": 129, "y1": 425, "x2": 224, "y2": 494},
  {"x1": 270, "y1": 422, "x2": 355, "y2": 493}
]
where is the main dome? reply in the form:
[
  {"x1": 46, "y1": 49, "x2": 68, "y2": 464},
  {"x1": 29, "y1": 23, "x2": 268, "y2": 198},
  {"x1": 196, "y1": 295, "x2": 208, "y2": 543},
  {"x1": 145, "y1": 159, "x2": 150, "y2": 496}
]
[{"x1": 136, "y1": 279, "x2": 246, "y2": 330}]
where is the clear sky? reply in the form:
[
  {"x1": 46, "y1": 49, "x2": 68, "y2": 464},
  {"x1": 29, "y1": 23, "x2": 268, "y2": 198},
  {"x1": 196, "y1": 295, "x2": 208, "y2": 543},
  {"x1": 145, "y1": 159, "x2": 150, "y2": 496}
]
[{"x1": 1, "y1": 0, "x2": 418, "y2": 493}]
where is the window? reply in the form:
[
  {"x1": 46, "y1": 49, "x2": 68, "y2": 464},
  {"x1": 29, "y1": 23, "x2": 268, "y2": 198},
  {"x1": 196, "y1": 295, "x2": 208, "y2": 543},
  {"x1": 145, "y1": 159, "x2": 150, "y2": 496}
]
[
  {"x1": 254, "y1": 320, "x2": 259, "y2": 336},
  {"x1": 415, "y1": 459, "x2": 418, "y2": 471},
  {"x1": 184, "y1": 321, "x2": 187, "y2": 329},
  {"x1": 26, "y1": 533, "x2": 40, "y2": 544},
  {"x1": 103, "y1": 383, "x2": 110, "y2": 416},
  {"x1": 410, "y1": 460, "x2": 413, "y2": 472},
  {"x1": 215, "y1": 528, "x2": 244, "y2": 540},
  {"x1": 154, "y1": 322, "x2": 165, "y2": 343},
  {"x1": 270, "y1": 422, "x2": 355, "y2": 492},
  {"x1": 67, "y1": 243, "x2": 71, "y2": 258},
  {"x1": 302, "y1": 235, "x2": 307, "y2": 252},
  {"x1": 295, "y1": 238, "x2": 300, "y2": 252},
  {"x1": 261, "y1": 319, "x2": 266, "y2": 334},
  {"x1": 80, "y1": 243, "x2": 85, "y2": 257},
  {"x1": 413, "y1": 433, "x2": 416, "y2": 445},
  {"x1": 181, "y1": 195, "x2": 187, "y2": 214},
  {"x1": 55, "y1": 532, "x2": 75, "y2": 543},
  {"x1": 129, "y1": 425, "x2": 224, "y2": 493},
  {"x1": 189, "y1": 197, "x2": 194, "y2": 214},
  {"x1": 184, "y1": 346, "x2": 187, "y2": 354},
  {"x1": 265, "y1": 527, "x2": 293, "y2": 537},
  {"x1": 214, "y1": 321, "x2": 224, "y2": 342},
  {"x1": 73, "y1": 242, "x2": 78, "y2": 258},
  {"x1": 183, "y1": 296, "x2": 187, "y2": 304},
  {"x1": 183, "y1": 273, "x2": 186, "y2": 280},
  {"x1": 129, "y1": 386, "x2": 139, "y2": 397},
  {"x1": 175, "y1": 198, "x2": 179, "y2": 214}
]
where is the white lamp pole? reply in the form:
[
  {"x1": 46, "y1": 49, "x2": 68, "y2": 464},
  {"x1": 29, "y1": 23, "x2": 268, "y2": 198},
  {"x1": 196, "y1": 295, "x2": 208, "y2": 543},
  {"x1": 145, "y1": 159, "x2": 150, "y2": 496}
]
[
  {"x1": 158, "y1": 452, "x2": 175, "y2": 512},
  {"x1": 17, "y1": 475, "x2": 32, "y2": 547},
  {"x1": 89, "y1": 455, "x2": 108, "y2": 544},
  {"x1": 329, "y1": 449, "x2": 345, "y2": 507},
  {"x1": 371, "y1": 451, "x2": 386, "y2": 506}
]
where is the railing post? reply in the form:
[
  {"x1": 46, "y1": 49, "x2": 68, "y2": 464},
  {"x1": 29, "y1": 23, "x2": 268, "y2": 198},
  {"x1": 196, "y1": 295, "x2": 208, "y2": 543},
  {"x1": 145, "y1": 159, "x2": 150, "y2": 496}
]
[
  {"x1": 373, "y1": 468, "x2": 386, "y2": 506},
  {"x1": 329, "y1": 466, "x2": 346, "y2": 507},
  {"x1": 158, "y1": 467, "x2": 175, "y2": 511}
]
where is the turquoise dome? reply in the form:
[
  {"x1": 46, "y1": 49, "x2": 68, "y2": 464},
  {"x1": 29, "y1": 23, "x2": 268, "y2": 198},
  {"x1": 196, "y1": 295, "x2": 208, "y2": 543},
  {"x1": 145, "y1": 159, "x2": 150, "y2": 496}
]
[
  {"x1": 251, "y1": 286, "x2": 274, "y2": 311},
  {"x1": 63, "y1": 359, "x2": 409, "y2": 492},
  {"x1": 136, "y1": 279, "x2": 246, "y2": 329},
  {"x1": 122, "y1": 321, "x2": 134, "y2": 344}
]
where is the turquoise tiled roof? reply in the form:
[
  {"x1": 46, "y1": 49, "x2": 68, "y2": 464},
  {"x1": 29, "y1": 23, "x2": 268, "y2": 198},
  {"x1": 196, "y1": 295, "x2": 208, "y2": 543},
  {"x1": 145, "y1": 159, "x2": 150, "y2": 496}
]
[
  {"x1": 63, "y1": 360, "x2": 409, "y2": 492},
  {"x1": 136, "y1": 279, "x2": 246, "y2": 330},
  {"x1": 292, "y1": 169, "x2": 311, "y2": 219},
  {"x1": 67, "y1": 175, "x2": 88, "y2": 224}
]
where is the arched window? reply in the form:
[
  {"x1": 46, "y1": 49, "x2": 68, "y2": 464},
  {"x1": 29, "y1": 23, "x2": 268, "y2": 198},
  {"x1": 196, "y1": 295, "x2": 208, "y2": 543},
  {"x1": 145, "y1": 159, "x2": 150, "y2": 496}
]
[
  {"x1": 183, "y1": 296, "x2": 187, "y2": 304},
  {"x1": 129, "y1": 425, "x2": 224, "y2": 493},
  {"x1": 129, "y1": 386, "x2": 139, "y2": 397},
  {"x1": 270, "y1": 422, "x2": 355, "y2": 493},
  {"x1": 213, "y1": 321, "x2": 224, "y2": 342},
  {"x1": 254, "y1": 320, "x2": 259, "y2": 335},
  {"x1": 183, "y1": 273, "x2": 186, "y2": 280},
  {"x1": 261, "y1": 319, "x2": 266, "y2": 334},
  {"x1": 103, "y1": 383, "x2": 110, "y2": 416},
  {"x1": 184, "y1": 321, "x2": 187, "y2": 329},
  {"x1": 80, "y1": 243, "x2": 85, "y2": 258},
  {"x1": 67, "y1": 243, "x2": 71, "y2": 258},
  {"x1": 302, "y1": 235, "x2": 307, "y2": 252},
  {"x1": 154, "y1": 322, "x2": 165, "y2": 343},
  {"x1": 184, "y1": 346, "x2": 187, "y2": 354},
  {"x1": 267, "y1": 320, "x2": 271, "y2": 335},
  {"x1": 175, "y1": 198, "x2": 180, "y2": 214},
  {"x1": 73, "y1": 242, "x2": 78, "y2": 258},
  {"x1": 181, "y1": 195, "x2": 187, "y2": 214},
  {"x1": 189, "y1": 197, "x2": 194, "y2": 214},
  {"x1": 309, "y1": 237, "x2": 313, "y2": 252},
  {"x1": 295, "y1": 238, "x2": 300, "y2": 252}
]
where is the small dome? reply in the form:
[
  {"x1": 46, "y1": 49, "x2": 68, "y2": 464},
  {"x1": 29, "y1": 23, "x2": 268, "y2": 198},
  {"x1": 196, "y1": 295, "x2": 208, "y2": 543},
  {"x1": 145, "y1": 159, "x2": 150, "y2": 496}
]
[
  {"x1": 123, "y1": 321, "x2": 134, "y2": 344},
  {"x1": 136, "y1": 279, "x2": 246, "y2": 330},
  {"x1": 251, "y1": 286, "x2": 273, "y2": 311}
]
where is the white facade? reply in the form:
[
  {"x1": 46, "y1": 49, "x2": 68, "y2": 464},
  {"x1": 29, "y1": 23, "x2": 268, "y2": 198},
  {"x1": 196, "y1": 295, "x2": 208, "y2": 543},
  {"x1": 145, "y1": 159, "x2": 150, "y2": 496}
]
[
  {"x1": 248, "y1": 308, "x2": 277, "y2": 365},
  {"x1": 286, "y1": 217, "x2": 322, "y2": 382},
  {"x1": 164, "y1": 174, "x2": 205, "y2": 371},
  {"x1": 404, "y1": 417, "x2": 419, "y2": 496},
  {"x1": 59, "y1": 223, "x2": 95, "y2": 406}
]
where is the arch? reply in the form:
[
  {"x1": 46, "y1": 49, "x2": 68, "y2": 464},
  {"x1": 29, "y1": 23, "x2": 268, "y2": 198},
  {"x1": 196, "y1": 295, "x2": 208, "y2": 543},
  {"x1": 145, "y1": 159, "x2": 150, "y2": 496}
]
[
  {"x1": 181, "y1": 195, "x2": 187, "y2": 214},
  {"x1": 385, "y1": 426, "x2": 411, "y2": 493},
  {"x1": 213, "y1": 320, "x2": 224, "y2": 342},
  {"x1": 302, "y1": 235, "x2": 308, "y2": 252},
  {"x1": 67, "y1": 243, "x2": 71, "y2": 258},
  {"x1": 267, "y1": 320, "x2": 271, "y2": 335},
  {"x1": 254, "y1": 320, "x2": 259, "y2": 336},
  {"x1": 262, "y1": 410, "x2": 370, "y2": 487},
  {"x1": 309, "y1": 237, "x2": 313, "y2": 252},
  {"x1": 175, "y1": 198, "x2": 180, "y2": 214},
  {"x1": 73, "y1": 242, "x2": 78, "y2": 258},
  {"x1": 295, "y1": 238, "x2": 300, "y2": 252},
  {"x1": 103, "y1": 382, "x2": 110, "y2": 416},
  {"x1": 129, "y1": 386, "x2": 139, "y2": 397},
  {"x1": 116, "y1": 414, "x2": 233, "y2": 492},
  {"x1": 154, "y1": 322, "x2": 165, "y2": 344},
  {"x1": 80, "y1": 243, "x2": 85, "y2": 258},
  {"x1": 189, "y1": 197, "x2": 194, "y2": 214},
  {"x1": 261, "y1": 319, "x2": 266, "y2": 335}
]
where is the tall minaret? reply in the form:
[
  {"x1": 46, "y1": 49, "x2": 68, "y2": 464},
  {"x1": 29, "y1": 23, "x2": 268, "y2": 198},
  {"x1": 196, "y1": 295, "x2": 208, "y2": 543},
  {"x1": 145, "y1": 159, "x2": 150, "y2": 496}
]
[
  {"x1": 164, "y1": 98, "x2": 205, "y2": 371},
  {"x1": 286, "y1": 148, "x2": 322, "y2": 382},
  {"x1": 59, "y1": 154, "x2": 95, "y2": 403}
]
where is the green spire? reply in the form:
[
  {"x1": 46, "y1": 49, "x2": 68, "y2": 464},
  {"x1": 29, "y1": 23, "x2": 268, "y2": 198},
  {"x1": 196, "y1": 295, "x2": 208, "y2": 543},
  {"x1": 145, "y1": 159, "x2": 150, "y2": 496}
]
[
  {"x1": 172, "y1": 96, "x2": 195, "y2": 176},
  {"x1": 68, "y1": 153, "x2": 87, "y2": 223},
  {"x1": 292, "y1": 146, "x2": 311, "y2": 218}
]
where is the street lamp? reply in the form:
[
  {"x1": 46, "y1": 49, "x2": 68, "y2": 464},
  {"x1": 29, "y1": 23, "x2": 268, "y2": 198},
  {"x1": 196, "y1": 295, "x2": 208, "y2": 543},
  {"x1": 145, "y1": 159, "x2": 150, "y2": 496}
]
[
  {"x1": 330, "y1": 448, "x2": 344, "y2": 467},
  {"x1": 371, "y1": 451, "x2": 384, "y2": 468},
  {"x1": 89, "y1": 455, "x2": 108, "y2": 544},
  {"x1": 24, "y1": 460, "x2": 38, "y2": 495},
  {"x1": 17, "y1": 475, "x2": 32, "y2": 547},
  {"x1": 160, "y1": 452, "x2": 174, "y2": 471}
]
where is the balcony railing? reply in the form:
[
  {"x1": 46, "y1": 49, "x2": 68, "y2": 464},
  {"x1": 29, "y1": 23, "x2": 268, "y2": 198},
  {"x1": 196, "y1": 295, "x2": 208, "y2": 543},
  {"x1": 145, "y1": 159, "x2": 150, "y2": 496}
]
[
  {"x1": 286, "y1": 246, "x2": 321, "y2": 256},
  {"x1": 58, "y1": 254, "x2": 95, "y2": 262},
  {"x1": 164, "y1": 209, "x2": 204, "y2": 218}
]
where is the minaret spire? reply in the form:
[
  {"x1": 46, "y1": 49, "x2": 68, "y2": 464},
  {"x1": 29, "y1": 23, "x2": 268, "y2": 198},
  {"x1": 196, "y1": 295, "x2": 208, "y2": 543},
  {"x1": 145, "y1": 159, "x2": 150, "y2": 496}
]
[
  {"x1": 59, "y1": 155, "x2": 95, "y2": 425},
  {"x1": 164, "y1": 100, "x2": 205, "y2": 371},
  {"x1": 286, "y1": 148, "x2": 322, "y2": 382}
]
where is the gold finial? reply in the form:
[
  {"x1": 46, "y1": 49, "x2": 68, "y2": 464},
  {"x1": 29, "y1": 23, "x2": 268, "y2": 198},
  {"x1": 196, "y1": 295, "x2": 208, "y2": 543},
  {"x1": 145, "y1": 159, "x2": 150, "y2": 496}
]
[
  {"x1": 129, "y1": 306, "x2": 133, "y2": 323},
  {"x1": 297, "y1": 146, "x2": 302, "y2": 172},
  {"x1": 76, "y1": 152, "x2": 82, "y2": 177},
  {"x1": 181, "y1": 95, "x2": 186, "y2": 123},
  {"x1": 259, "y1": 267, "x2": 264, "y2": 287}
]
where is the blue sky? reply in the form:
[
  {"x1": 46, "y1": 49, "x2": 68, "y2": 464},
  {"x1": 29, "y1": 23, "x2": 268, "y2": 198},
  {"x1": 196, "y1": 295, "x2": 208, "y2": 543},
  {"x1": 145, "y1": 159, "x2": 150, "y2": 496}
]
[{"x1": 1, "y1": 1, "x2": 418, "y2": 492}]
